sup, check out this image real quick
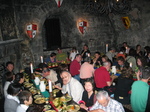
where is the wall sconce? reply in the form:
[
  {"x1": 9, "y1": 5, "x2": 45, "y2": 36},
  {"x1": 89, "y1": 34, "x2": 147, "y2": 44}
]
[
  {"x1": 79, "y1": 21, "x2": 87, "y2": 34},
  {"x1": 55, "y1": 0, "x2": 63, "y2": 8},
  {"x1": 27, "y1": 24, "x2": 37, "y2": 38},
  {"x1": 122, "y1": 17, "x2": 130, "y2": 29}
]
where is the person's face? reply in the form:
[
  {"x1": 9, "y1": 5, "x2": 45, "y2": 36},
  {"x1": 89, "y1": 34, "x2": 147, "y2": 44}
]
[
  {"x1": 98, "y1": 97, "x2": 109, "y2": 107},
  {"x1": 25, "y1": 96, "x2": 33, "y2": 106},
  {"x1": 83, "y1": 46, "x2": 88, "y2": 50},
  {"x1": 137, "y1": 46, "x2": 141, "y2": 51},
  {"x1": 20, "y1": 77, "x2": 25, "y2": 84},
  {"x1": 61, "y1": 72, "x2": 70, "y2": 85},
  {"x1": 118, "y1": 60, "x2": 124, "y2": 66},
  {"x1": 7, "y1": 64, "x2": 14, "y2": 72},
  {"x1": 137, "y1": 59, "x2": 142, "y2": 66},
  {"x1": 102, "y1": 57, "x2": 106, "y2": 62},
  {"x1": 76, "y1": 55, "x2": 82, "y2": 62},
  {"x1": 84, "y1": 82, "x2": 93, "y2": 93},
  {"x1": 95, "y1": 53, "x2": 100, "y2": 59},
  {"x1": 123, "y1": 43, "x2": 127, "y2": 47},
  {"x1": 106, "y1": 63, "x2": 111, "y2": 71}
]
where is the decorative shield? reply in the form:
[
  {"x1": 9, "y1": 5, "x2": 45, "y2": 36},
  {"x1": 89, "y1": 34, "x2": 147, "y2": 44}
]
[
  {"x1": 79, "y1": 21, "x2": 87, "y2": 34},
  {"x1": 27, "y1": 24, "x2": 37, "y2": 38},
  {"x1": 55, "y1": 0, "x2": 63, "y2": 8},
  {"x1": 122, "y1": 17, "x2": 130, "y2": 29}
]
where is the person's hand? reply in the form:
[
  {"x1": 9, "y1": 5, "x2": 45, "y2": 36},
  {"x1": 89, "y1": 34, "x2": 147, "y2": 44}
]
[
  {"x1": 111, "y1": 75, "x2": 117, "y2": 80},
  {"x1": 53, "y1": 85, "x2": 62, "y2": 90},
  {"x1": 135, "y1": 70, "x2": 141, "y2": 80},
  {"x1": 80, "y1": 104, "x2": 88, "y2": 110},
  {"x1": 97, "y1": 109, "x2": 105, "y2": 112}
]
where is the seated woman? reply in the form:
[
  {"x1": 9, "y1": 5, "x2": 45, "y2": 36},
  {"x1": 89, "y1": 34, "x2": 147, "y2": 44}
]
[
  {"x1": 60, "y1": 71, "x2": 84, "y2": 103},
  {"x1": 79, "y1": 78, "x2": 96, "y2": 111},
  {"x1": 101, "y1": 55, "x2": 112, "y2": 66},
  {"x1": 13, "y1": 73, "x2": 25, "y2": 90},
  {"x1": 69, "y1": 47, "x2": 79, "y2": 61},
  {"x1": 4, "y1": 83, "x2": 22, "y2": 112},
  {"x1": 45, "y1": 52, "x2": 56, "y2": 63},
  {"x1": 114, "y1": 67, "x2": 134, "y2": 104},
  {"x1": 4, "y1": 72, "x2": 14, "y2": 97}
]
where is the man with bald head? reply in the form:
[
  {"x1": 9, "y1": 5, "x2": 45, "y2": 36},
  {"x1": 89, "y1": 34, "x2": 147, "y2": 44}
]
[
  {"x1": 89, "y1": 90, "x2": 125, "y2": 112},
  {"x1": 60, "y1": 71, "x2": 84, "y2": 103}
]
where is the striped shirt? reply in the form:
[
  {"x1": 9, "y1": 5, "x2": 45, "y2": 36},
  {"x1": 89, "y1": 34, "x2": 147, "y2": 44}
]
[{"x1": 90, "y1": 98, "x2": 125, "y2": 112}]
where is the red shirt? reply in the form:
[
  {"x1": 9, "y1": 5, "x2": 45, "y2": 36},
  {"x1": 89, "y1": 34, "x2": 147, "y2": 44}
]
[
  {"x1": 70, "y1": 60, "x2": 81, "y2": 76},
  {"x1": 94, "y1": 66, "x2": 111, "y2": 88}
]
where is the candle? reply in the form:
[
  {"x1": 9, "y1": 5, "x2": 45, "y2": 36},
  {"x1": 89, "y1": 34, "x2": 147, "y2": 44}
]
[
  {"x1": 30, "y1": 63, "x2": 33, "y2": 73},
  {"x1": 106, "y1": 44, "x2": 108, "y2": 53},
  {"x1": 41, "y1": 56, "x2": 43, "y2": 63},
  {"x1": 130, "y1": 62, "x2": 132, "y2": 68},
  {"x1": 48, "y1": 80, "x2": 52, "y2": 92}
]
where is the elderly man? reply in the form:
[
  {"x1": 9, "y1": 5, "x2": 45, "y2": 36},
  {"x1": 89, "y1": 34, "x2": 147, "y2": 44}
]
[
  {"x1": 89, "y1": 90, "x2": 125, "y2": 112},
  {"x1": 94, "y1": 62, "x2": 116, "y2": 92},
  {"x1": 131, "y1": 67, "x2": 150, "y2": 112},
  {"x1": 69, "y1": 54, "x2": 82, "y2": 81},
  {"x1": 60, "y1": 71, "x2": 84, "y2": 103}
]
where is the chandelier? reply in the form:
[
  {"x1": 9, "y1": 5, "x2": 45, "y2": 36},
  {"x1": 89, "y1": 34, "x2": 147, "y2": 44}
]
[{"x1": 86, "y1": 0, "x2": 132, "y2": 15}]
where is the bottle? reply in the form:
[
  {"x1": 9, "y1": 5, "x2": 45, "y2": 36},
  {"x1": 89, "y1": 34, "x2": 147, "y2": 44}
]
[
  {"x1": 39, "y1": 81, "x2": 46, "y2": 92},
  {"x1": 112, "y1": 66, "x2": 116, "y2": 74},
  {"x1": 34, "y1": 77, "x2": 40, "y2": 85}
]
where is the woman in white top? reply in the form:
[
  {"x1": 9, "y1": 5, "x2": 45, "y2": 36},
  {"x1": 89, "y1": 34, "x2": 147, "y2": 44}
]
[
  {"x1": 69, "y1": 47, "x2": 79, "y2": 61},
  {"x1": 4, "y1": 72, "x2": 14, "y2": 97}
]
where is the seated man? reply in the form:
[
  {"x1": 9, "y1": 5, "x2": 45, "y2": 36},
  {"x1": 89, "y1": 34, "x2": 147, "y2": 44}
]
[
  {"x1": 42, "y1": 68, "x2": 61, "y2": 89},
  {"x1": 56, "y1": 48, "x2": 68, "y2": 62},
  {"x1": 131, "y1": 67, "x2": 150, "y2": 112},
  {"x1": 89, "y1": 90, "x2": 125, "y2": 112},
  {"x1": 60, "y1": 71, "x2": 84, "y2": 103},
  {"x1": 94, "y1": 61, "x2": 116, "y2": 95},
  {"x1": 116, "y1": 56, "x2": 129, "y2": 70}
]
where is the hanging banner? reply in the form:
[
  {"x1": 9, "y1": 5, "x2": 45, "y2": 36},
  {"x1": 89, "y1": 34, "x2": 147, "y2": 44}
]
[
  {"x1": 55, "y1": 0, "x2": 63, "y2": 8},
  {"x1": 122, "y1": 17, "x2": 130, "y2": 29}
]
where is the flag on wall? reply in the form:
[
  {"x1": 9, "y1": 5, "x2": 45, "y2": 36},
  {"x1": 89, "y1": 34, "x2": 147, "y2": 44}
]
[
  {"x1": 122, "y1": 17, "x2": 130, "y2": 29},
  {"x1": 55, "y1": 0, "x2": 63, "y2": 8},
  {"x1": 79, "y1": 21, "x2": 87, "y2": 34},
  {"x1": 27, "y1": 24, "x2": 37, "y2": 38}
]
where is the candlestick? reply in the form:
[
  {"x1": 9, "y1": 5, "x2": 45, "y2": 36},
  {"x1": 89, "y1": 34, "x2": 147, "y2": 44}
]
[
  {"x1": 41, "y1": 56, "x2": 43, "y2": 63},
  {"x1": 106, "y1": 44, "x2": 108, "y2": 53},
  {"x1": 49, "y1": 80, "x2": 52, "y2": 92},
  {"x1": 30, "y1": 63, "x2": 33, "y2": 73},
  {"x1": 130, "y1": 62, "x2": 132, "y2": 68}
]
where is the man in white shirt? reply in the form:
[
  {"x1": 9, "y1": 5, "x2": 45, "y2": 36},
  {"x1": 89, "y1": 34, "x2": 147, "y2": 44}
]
[{"x1": 61, "y1": 71, "x2": 84, "y2": 103}]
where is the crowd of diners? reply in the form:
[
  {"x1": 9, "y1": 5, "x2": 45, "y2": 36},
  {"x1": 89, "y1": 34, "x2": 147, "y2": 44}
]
[{"x1": 2, "y1": 42, "x2": 150, "y2": 112}]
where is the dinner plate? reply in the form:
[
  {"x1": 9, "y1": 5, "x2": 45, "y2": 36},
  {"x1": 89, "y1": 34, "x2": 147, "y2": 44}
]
[
  {"x1": 34, "y1": 94, "x2": 43, "y2": 99},
  {"x1": 34, "y1": 97, "x2": 45, "y2": 104},
  {"x1": 66, "y1": 104, "x2": 80, "y2": 111},
  {"x1": 44, "y1": 104, "x2": 51, "y2": 110},
  {"x1": 45, "y1": 110, "x2": 56, "y2": 112}
]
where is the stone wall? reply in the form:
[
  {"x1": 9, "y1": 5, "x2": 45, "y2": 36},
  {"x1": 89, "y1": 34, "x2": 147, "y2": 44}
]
[{"x1": 0, "y1": 0, "x2": 150, "y2": 72}]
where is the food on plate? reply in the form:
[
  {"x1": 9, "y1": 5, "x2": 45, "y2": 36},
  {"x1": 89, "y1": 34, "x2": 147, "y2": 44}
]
[
  {"x1": 44, "y1": 105, "x2": 51, "y2": 110},
  {"x1": 34, "y1": 97, "x2": 45, "y2": 104},
  {"x1": 66, "y1": 105, "x2": 80, "y2": 111},
  {"x1": 34, "y1": 95, "x2": 43, "y2": 99}
]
